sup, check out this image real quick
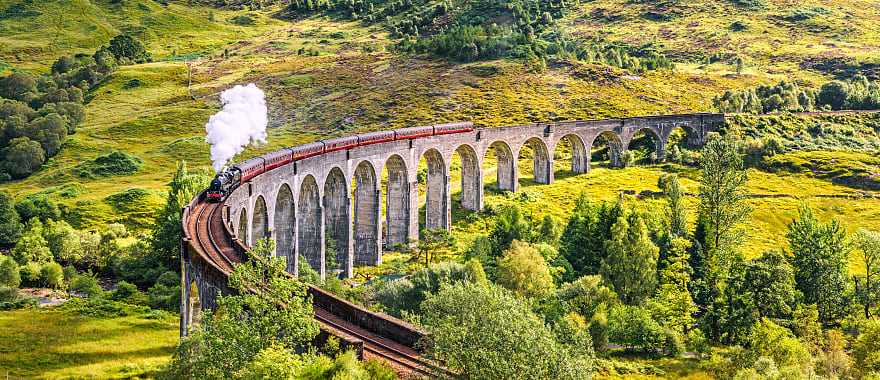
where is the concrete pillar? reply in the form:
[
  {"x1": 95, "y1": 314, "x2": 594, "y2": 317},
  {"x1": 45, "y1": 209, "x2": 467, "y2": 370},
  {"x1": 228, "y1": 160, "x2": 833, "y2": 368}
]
[
  {"x1": 407, "y1": 180, "x2": 419, "y2": 243},
  {"x1": 353, "y1": 163, "x2": 380, "y2": 266},
  {"x1": 318, "y1": 205, "x2": 326, "y2": 280},
  {"x1": 373, "y1": 189, "x2": 382, "y2": 264},
  {"x1": 385, "y1": 155, "x2": 410, "y2": 247},
  {"x1": 443, "y1": 175, "x2": 451, "y2": 230}
]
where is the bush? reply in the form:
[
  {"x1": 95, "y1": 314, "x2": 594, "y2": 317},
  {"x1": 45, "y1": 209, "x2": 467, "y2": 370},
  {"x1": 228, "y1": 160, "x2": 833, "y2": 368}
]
[
  {"x1": 148, "y1": 271, "x2": 180, "y2": 310},
  {"x1": 106, "y1": 34, "x2": 151, "y2": 64},
  {"x1": 76, "y1": 151, "x2": 143, "y2": 178},
  {"x1": 607, "y1": 304, "x2": 667, "y2": 354},
  {"x1": 70, "y1": 272, "x2": 102, "y2": 297},
  {"x1": 0, "y1": 255, "x2": 20, "y2": 288},
  {"x1": 19, "y1": 262, "x2": 41, "y2": 286},
  {"x1": 853, "y1": 319, "x2": 880, "y2": 375},
  {"x1": 39, "y1": 261, "x2": 64, "y2": 289}
]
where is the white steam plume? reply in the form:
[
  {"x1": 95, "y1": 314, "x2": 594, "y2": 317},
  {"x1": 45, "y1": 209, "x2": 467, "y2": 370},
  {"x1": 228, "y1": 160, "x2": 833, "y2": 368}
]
[{"x1": 205, "y1": 83, "x2": 268, "y2": 172}]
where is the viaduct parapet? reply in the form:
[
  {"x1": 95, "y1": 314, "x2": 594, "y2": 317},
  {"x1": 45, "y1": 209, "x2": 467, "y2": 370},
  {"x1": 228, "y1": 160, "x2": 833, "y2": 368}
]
[{"x1": 215, "y1": 113, "x2": 723, "y2": 280}]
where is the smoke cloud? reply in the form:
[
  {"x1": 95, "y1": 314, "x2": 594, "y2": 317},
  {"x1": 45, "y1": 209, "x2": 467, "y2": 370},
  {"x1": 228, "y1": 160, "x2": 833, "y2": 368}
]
[{"x1": 205, "y1": 83, "x2": 268, "y2": 172}]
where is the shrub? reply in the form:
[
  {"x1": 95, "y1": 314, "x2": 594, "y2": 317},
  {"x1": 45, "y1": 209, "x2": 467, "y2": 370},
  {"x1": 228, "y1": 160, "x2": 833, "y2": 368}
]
[
  {"x1": 106, "y1": 34, "x2": 151, "y2": 64},
  {"x1": 853, "y1": 319, "x2": 880, "y2": 375},
  {"x1": 76, "y1": 151, "x2": 143, "y2": 178},
  {"x1": 148, "y1": 271, "x2": 181, "y2": 310},
  {"x1": 70, "y1": 272, "x2": 102, "y2": 297},
  {"x1": 607, "y1": 304, "x2": 667, "y2": 354},
  {"x1": 39, "y1": 262, "x2": 64, "y2": 289},
  {"x1": 19, "y1": 262, "x2": 41, "y2": 286},
  {"x1": 0, "y1": 255, "x2": 20, "y2": 288}
]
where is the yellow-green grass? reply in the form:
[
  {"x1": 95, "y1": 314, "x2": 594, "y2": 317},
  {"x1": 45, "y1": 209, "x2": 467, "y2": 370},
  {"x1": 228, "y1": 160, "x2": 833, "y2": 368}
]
[{"x1": 0, "y1": 308, "x2": 177, "y2": 379}]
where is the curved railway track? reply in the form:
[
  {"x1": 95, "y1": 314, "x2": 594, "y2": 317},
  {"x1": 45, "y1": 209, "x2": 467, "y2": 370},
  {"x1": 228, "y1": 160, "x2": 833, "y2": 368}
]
[{"x1": 185, "y1": 196, "x2": 448, "y2": 378}]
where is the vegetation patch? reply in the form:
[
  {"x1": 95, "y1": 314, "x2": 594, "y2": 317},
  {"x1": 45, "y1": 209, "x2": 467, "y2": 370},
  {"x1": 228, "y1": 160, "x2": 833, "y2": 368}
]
[
  {"x1": 75, "y1": 151, "x2": 144, "y2": 178},
  {"x1": 764, "y1": 151, "x2": 880, "y2": 191}
]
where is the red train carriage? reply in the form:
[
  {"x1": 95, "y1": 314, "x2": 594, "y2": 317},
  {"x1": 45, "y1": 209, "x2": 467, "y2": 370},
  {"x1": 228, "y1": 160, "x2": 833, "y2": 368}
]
[
  {"x1": 394, "y1": 125, "x2": 435, "y2": 140},
  {"x1": 323, "y1": 136, "x2": 359, "y2": 153},
  {"x1": 291, "y1": 142, "x2": 324, "y2": 160},
  {"x1": 433, "y1": 122, "x2": 474, "y2": 135},
  {"x1": 263, "y1": 149, "x2": 293, "y2": 172},
  {"x1": 357, "y1": 130, "x2": 395, "y2": 146},
  {"x1": 236, "y1": 157, "x2": 265, "y2": 183}
]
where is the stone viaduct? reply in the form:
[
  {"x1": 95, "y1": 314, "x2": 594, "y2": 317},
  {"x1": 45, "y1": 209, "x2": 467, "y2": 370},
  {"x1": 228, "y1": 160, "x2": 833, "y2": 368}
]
[{"x1": 217, "y1": 113, "x2": 724, "y2": 279}]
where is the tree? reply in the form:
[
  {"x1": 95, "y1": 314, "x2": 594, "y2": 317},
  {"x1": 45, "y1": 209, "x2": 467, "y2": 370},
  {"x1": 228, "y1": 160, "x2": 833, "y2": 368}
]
[
  {"x1": 0, "y1": 191, "x2": 22, "y2": 247},
  {"x1": 559, "y1": 194, "x2": 622, "y2": 276},
  {"x1": 747, "y1": 318, "x2": 813, "y2": 377},
  {"x1": 26, "y1": 113, "x2": 68, "y2": 156},
  {"x1": 14, "y1": 195, "x2": 60, "y2": 223},
  {"x1": 607, "y1": 304, "x2": 667, "y2": 353},
  {"x1": 600, "y1": 212, "x2": 659, "y2": 305},
  {"x1": 106, "y1": 34, "x2": 151, "y2": 64},
  {"x1": 11, "y1": 219, "x2": 52, "y2": 265},
  {"x1": 151, "y1": 161, "x2": 211, "y2": 270},
  {"x1": 420, "y1": 282, "x2": 593, "y2": 380},
  {"x1": 0, "y1": 72, "x2": 38, "y2": 102},
  {"x1": 43, "y1": 219, "x2": 82, "y2": 265},
  {"x1": 0, "y1": 255, "x2": 20, "y2": 288},
  {"x1": 661, "y1": 174, "x2": 688, "y2": 238},
  {"x1": 854, "y1": 229, "x2": 880, "y2": 318},
  {"x1": 817, "y1": 81, "x2": 850, "y2": 110},
  {"x1": 496, "y1": 240, "x2": 555, "y2": 299},
  {"x1": 694, "y1": 134, "x2": 751, "y2": 340},
  {"x1": 648, "y1": 237, "x2": 696, "y2": 337},
  {"x1": 416, "y1": 228, "x2": 454, "y2": 267},
  {"x1": 2, "y1": 137, "x2": 45, "y2": 178},
  {"x1": 723, "y1": 251, "x2": 798, "y2": 344},
  {"x1": 39, "y1": 261, "x2": 64, "y2": 289},
  {"x1": 787, "y1": 205, "x2": 851, "y2": 324},
  {"x1": 852, "y1": 318, "x2": 880, "y2": 376},
  {"x1": 169, "y1": 239, "x2": 319, "y2": 379},
  {"x1": 489, "y1": 205, "x2": 531, "y2": 256},
  {"x1": 537, "y1": 214, "x2": 562, "y2": 244}
]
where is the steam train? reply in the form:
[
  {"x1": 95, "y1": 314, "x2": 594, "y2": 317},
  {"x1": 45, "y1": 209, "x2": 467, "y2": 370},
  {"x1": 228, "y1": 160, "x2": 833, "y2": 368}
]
[{"x1": 206, "y1": 122, "x2": 474, "y2": 202}]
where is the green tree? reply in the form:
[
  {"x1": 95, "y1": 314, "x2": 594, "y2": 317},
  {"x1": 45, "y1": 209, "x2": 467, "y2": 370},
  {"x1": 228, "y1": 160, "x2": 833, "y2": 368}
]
[
  {"x1": 2, "y1": 137, "x2": 45, "y2": 178},
  {"x1": 537, "y1": 214, "x2": 562, "y2": 244},
  {"x1": 852, "y1": 318, "x2": 880, "y2": 376},
  {"x1": 661, "y1": 174, "x2": 688, "y2": 238},
  {"x1": 600, "y1": 212, "x2": 659, "y2": 305},
  {"x1": 106, "y1": 34, "x2": 151, "y2": 64},
  {"x1": 0, "y1": 255, "x2": 21, "y2": 288},
  {"x1": 14, "y1": 195, "x2": 60, "y2": 223},
  {"x1": 0, "y1": 191, "x2": 23, "y2": 247},
  {"x1": 648, "y1": 237, "x2": 696, "y2": 337},
  {"x1": 694, "y1": 134, "x2": 751, "y2": 340},
  {"x1": 416, "y1": 228, "x2": 454, "y2": 267},
  {"x1": 489, "y1": 205, "x2": 531, "y2": 256},
  {"x1": 0, "y1": 72, "x2": 38, "y2": 102},
  {"x1": 151, "y1": 161, "x2": 211, "y2": 270},
  {"x1": 43, "y1": 219, "x2": 82, "y2": 265},
  {"x1": 420, "y1": 282, "x2": 593, "y2": 379},
  {"x1": 854, "y1": 229, "x2": 880, "y2": 318},
  {"x1": 723, "y1": 251, "x2": 798, "y2": 344},
  {"x1": 607, "y1": 304, "x2": 667, "y2": 353},
  {"x1": 169, "y1": 239, "x2": 319, "y2": 379},
  {"x1": 496, "y1": 240, "x2": 555, "y2": 299},
  {"x1": 787, "y1": 206, "x2": 851, "y2": 324},
  {"x1": 39, "y1": 261, "x2": 64, "y2": 289},
  {"x1": 559, "y1": 194, "x2": 622, "y2": 276},
  {"x1": 11, "y1": 219, "x2": 52, "y2": 265}
]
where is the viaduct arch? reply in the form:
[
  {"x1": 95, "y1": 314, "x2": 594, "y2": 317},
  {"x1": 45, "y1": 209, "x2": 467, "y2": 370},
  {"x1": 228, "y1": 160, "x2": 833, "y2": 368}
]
[{"x1": 217, "y1": 114, "x2": 723, "y2": 280}]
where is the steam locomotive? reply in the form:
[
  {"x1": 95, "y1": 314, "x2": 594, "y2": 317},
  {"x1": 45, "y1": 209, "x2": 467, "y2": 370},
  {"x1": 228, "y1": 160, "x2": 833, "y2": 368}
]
[{"x1": 206, "y1": 122, "x2": 474, "y2": 202}]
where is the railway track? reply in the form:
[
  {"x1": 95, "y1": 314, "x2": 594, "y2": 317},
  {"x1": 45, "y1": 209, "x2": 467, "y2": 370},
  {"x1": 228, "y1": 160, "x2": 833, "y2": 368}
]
[{"x1": 186, "y1": 197, "x2": 449, "y2": 378}]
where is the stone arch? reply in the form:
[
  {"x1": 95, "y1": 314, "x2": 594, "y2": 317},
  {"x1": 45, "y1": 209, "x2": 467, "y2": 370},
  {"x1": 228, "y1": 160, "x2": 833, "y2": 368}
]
[
  {"x1": 666, "y1": 124, "x2": 701, "y2": 151},
  {"x1": 553, "y1": 134, "x2": 589, "y2": 175},
  {"x1": 590, "y1": 131, "x2": 624, "y2": 168},
  {"x1": 187, "y1": 280, "x2": 201, "y2": 327},
  {"x1": 353, "y1": 161, "x2": 380, "y2": 266},
  {"x1": 420, "y1": 148, "x2": 448, "y2": 230},
  {"x1": 454, "y1": 144, "x2": 481, "y2": 211},
  {"x1": 274, "y1": 184, "x2": 295, "y2": 274},
  {"x1": 518, "y1": 137, "x2": 552, "y2": 184},
  {"x1": 628, "y1": 127, "x2": 664, "y2": 164},
  {"x1": 298, "y1": 175, "x2": 323, "y2": 276},
  {"x1": 485, "y1": 141, "x2": 516, "y2": 192},
  {"x1": 237, "y1": 208, "x2": 248, "y2": 245},
  {"x1": 323, "y1": 168, "x2": 349, "y2": 276},
  {"x1": 384, "y1": 154, "x2": 410, "y2": 247},
  {"x1": 251, "y1": 195, "x2": 268, "y2": 244}
]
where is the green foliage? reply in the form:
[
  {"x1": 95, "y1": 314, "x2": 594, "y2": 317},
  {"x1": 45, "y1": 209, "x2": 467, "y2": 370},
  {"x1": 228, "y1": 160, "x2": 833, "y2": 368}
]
[
  {"x1": 147, "y1": 271, "x2": 181, "y2": 311},
  {"x1": 600, "y1": 212, "x2": 659, "y2": 306},
  {"x1": 374, "y1": 261, "x2": 483, "y2": 317},
  {"x1": 0, "y1": 255, "x2": 21, "y2": 289},
  {"x1": 420, "y1": 282, "x2": 593, "y2": 379},
  {"x1": 713, "y1": 80, "x2": 815, "y2": 114},
  {"x1": 853, "y1": 318, "x2": 880, "y2": 376},
  {"x1": 75, "y1": 150, "x2": 143, "y2": 178},
  {"x1": 39, "y1": 261, "x2": 64, "y2": 289},
  {"x1": 11, "y1": 219, "x2": 51, "y2": 265},
  {"x1": 496, "y1": 240, "x2": 555, "y2": 299},
  {"x1": 559, "y1": 193, "x2": 623, "y2": 277},
  {"x1": 70, "y1": 271, "x2": 103, "y2": 297},
  {"x1": 607, "y1": 304, "x2": 668, "y2": 354},
  {"x1": 723, "y1": 250, "x2": 798, "y2": 344},
  {"x1": 2, "y1": 137, "x2": 45, "y2": 178},
  {"x1": 661, "y1": 174, "x2": 688, "y2": 238},
  {"x1": 787, "y1": 205, "x2": 852, "y2": 324},
  {"x1": 0, "y1": 191, "x2": 22, "y2": 247},
  {"x1": 416, "y1": 228, "x2": 455, "y2": 267},
  {"x1": 106, "y1": 35, "x2": 151, "y2": 64},
  {"x1": 169, "y1": 238, "x2": 319, "y2": 379},
  {"x1": 488, "y1": 204, "x2": 532, "y2": 257},
  {"x1": 648, "y1": 237, "x2": 696, "y2": 337},
  {"x1": 14, "y1": 195, "x2": 59, "y2": 223},
  {"x1": 854, "y1": 229, "x2": 880, "y2": 318},
  {"x1": 151, "y1": 162, "x2": 211, "y2": 271}
]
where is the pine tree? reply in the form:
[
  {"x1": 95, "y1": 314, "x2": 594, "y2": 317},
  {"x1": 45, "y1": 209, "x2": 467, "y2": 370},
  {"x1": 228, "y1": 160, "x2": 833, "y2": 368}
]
[
  {"x1": 600, "y1": 212, "x2": 659, "y2": 305},
  {"x1": 649, "y1": 237, "x2": 696, "y2": 336},
  {"x1": 662, "y1": 174, "x2": 688, "y2": 238}
]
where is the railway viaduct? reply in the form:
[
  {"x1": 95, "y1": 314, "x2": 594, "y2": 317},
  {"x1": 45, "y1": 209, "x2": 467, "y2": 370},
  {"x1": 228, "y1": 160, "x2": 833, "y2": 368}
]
[{"x1": 216, "y1": 113, "x2": 724, "y2": 281}]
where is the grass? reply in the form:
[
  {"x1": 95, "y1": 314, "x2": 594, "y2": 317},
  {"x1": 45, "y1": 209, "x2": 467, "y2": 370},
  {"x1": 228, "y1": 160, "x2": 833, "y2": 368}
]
[{"x1": 0, "y1": 307, "x2": 178, "y2": 379}]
